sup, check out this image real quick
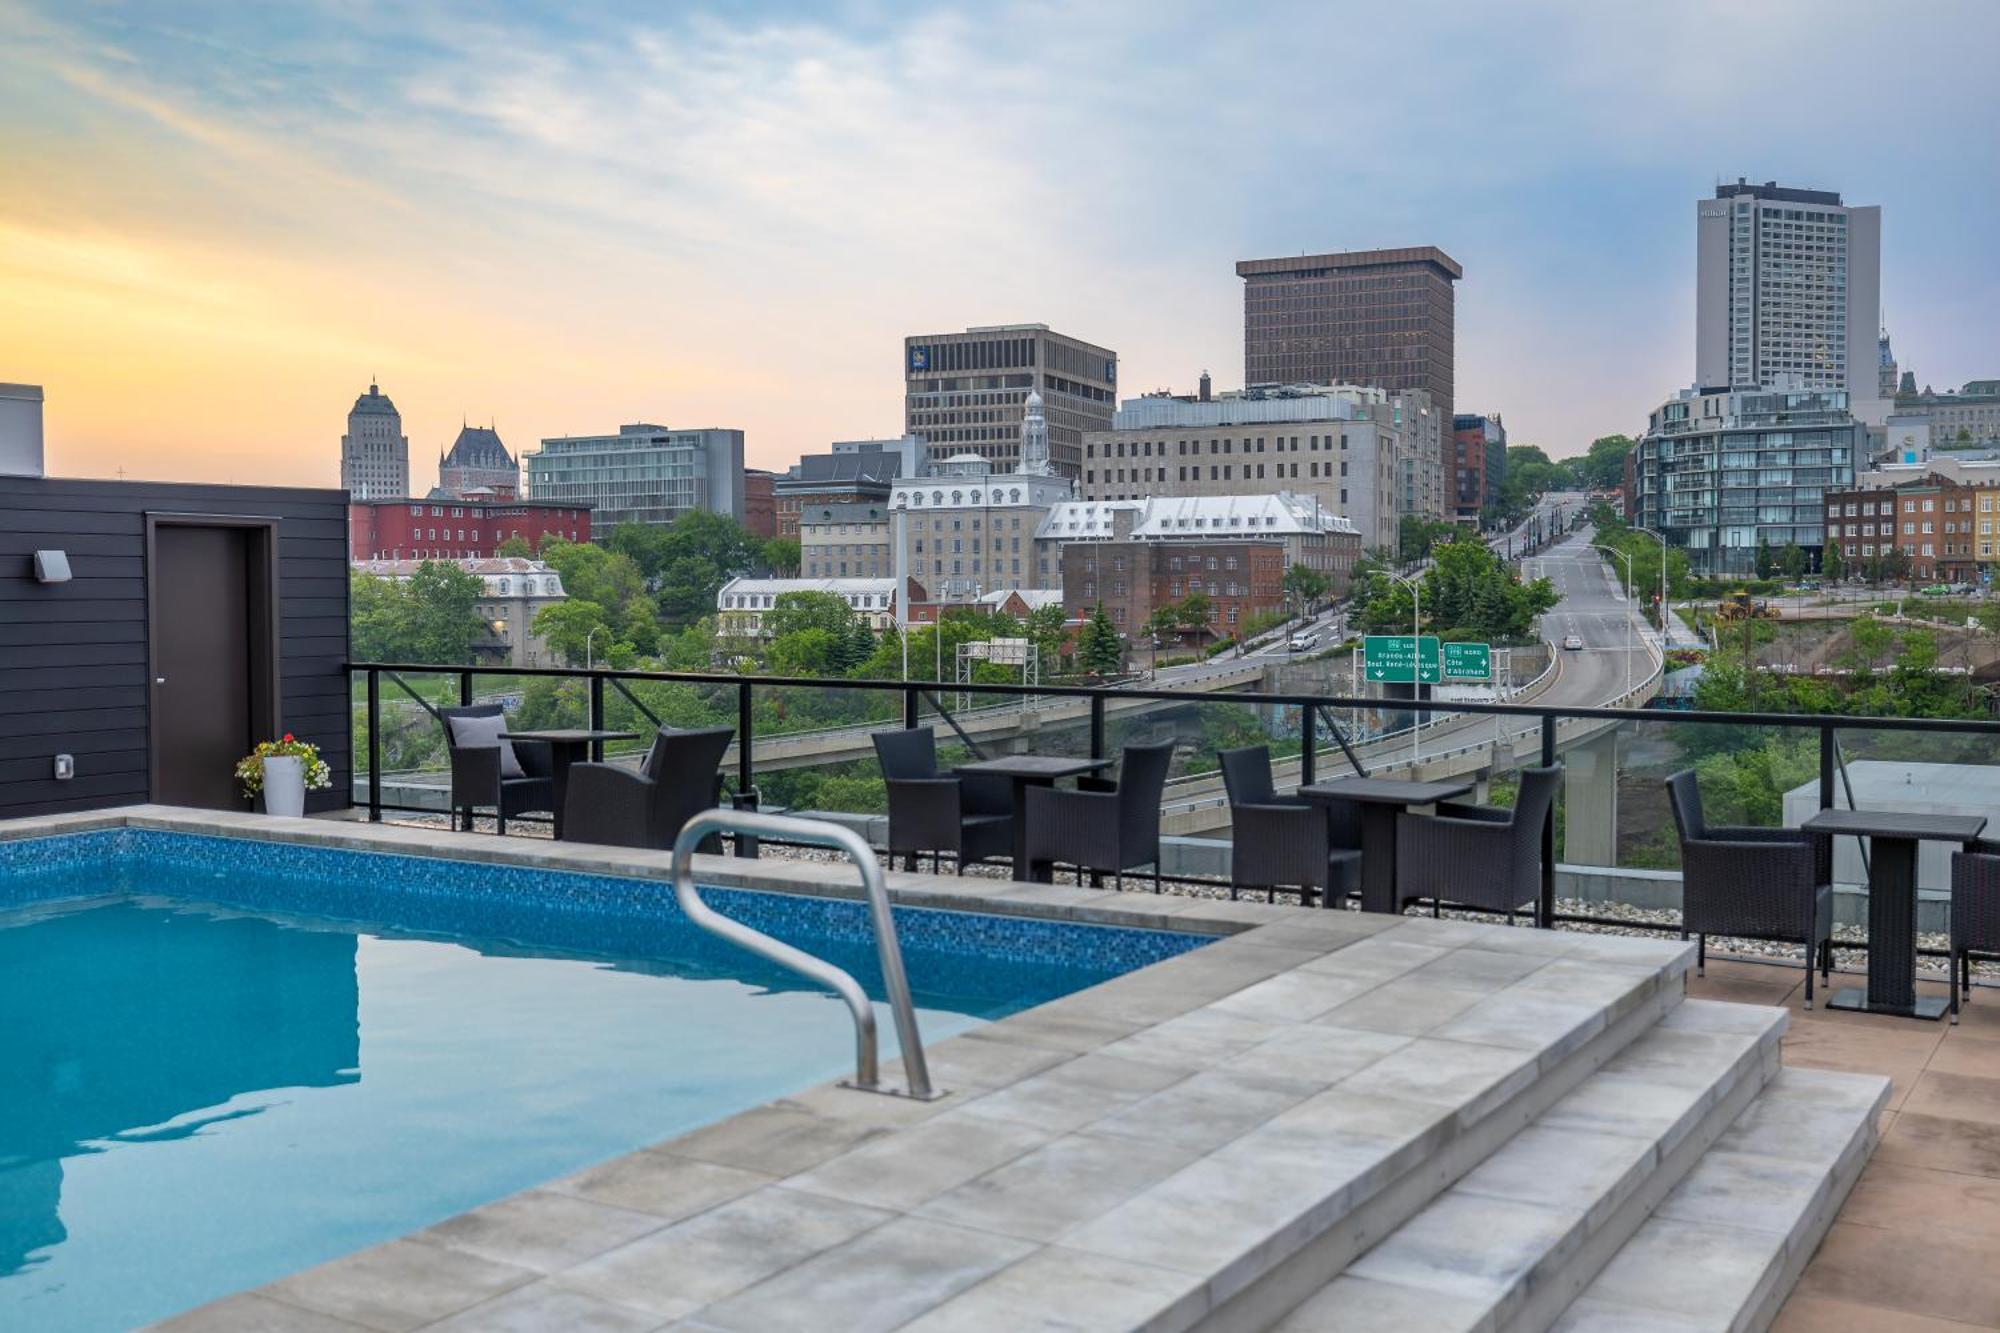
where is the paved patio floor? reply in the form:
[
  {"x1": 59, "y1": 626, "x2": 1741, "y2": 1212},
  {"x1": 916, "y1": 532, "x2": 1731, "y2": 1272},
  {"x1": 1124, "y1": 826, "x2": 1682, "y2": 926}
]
[{"x1": 1691, "y1": 958, "x2": 2000, "y2": 1331}]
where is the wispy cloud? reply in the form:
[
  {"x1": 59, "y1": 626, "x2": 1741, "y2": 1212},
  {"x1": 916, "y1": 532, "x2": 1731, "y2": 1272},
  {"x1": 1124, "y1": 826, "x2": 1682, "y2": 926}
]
[{"x1": 0, "y1": 0, "x2": 1994, "y2": 484}]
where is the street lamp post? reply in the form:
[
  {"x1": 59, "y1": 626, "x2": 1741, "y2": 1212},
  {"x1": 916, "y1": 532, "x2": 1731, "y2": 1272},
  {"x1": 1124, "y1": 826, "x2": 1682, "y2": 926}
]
[
  {"x1": 585, "y1": 624, "x2": 604, "y2": 671},
  {"x1": 1632, "y1": 525, "x2": 1671, "y2": 648},
  {"x1": 1587, "y1": 543, "x2": 1636, "y2": 697}
]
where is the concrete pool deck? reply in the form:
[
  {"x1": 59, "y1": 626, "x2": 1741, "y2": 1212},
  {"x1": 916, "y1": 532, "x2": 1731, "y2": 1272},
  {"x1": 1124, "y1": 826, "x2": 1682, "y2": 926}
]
[{"x1": 0, "y1": 808, "x2": 1897, "y2": 1330}]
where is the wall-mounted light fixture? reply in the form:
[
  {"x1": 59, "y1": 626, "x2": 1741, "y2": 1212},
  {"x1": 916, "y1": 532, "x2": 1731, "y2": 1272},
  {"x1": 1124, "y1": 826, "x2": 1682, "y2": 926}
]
[{"x1": 33, "y1": 550, "x2": 71, "y2": 583}]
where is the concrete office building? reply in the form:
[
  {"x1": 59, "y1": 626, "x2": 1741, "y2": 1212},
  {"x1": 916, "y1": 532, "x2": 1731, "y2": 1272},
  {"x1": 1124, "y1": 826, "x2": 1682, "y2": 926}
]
[
  {"x1": 527, "y1": 424, "x2": 745, "y2": 528},
  {"x1": 1236, "y1": 247, "x2": 1460, "y2": 449},
  {"x1": 773, "y1": 437, "x2": 926, "y2": 538},
  {"x1": 889, "y1": 407, "x2": 1075, "y2": 605},
  {"x1": 1888, "y1": 380, "x2": 2000, "y2": 451},
  {"x1": 1633, "y1": 384, "x2": 1860, "y2": 575},
  {"x1": 340, "y1": 382, "x2": 410, "y2": 500},
  {"x1": 1079, "y1": 382, "x2": 1419, "y2": 551},
  {"x1": 904, "y1": 324, "x2": 1115, "y2": 478},
  {"x1": 800, "y1": 502, "x2": 892, "y2": 580},
  {"x1": 1695, "y1": 179, "x2": 1883, "y2": 419}
]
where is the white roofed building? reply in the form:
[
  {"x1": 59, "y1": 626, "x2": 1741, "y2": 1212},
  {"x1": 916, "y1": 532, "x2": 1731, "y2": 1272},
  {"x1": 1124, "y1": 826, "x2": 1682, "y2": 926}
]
[{"x1": 716, "y1": 577, "x2": 899, "y2": 637}]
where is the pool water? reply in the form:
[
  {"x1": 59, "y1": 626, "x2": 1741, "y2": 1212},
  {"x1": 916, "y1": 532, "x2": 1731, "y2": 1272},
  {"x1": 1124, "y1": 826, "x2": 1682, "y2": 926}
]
[{"x1": 0, "y1": 831, "x2": 1203, "y2": 1331}]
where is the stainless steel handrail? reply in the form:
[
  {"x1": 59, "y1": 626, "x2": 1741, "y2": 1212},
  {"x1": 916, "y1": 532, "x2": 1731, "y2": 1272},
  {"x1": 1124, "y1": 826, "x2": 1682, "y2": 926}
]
[{"x1": 670, "y1": 809, "x2": 942, "y2": 1100}]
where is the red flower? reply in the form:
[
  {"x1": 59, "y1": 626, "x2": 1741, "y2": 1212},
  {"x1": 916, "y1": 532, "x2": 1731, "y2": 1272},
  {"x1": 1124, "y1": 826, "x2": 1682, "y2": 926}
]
[{"x1": 283, "y1": 733, "x2": 295, "y2": 742}]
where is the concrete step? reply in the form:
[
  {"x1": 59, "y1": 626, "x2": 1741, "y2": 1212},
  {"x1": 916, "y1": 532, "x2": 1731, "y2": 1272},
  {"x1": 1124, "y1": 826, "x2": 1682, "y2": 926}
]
[
  {"x1": 1156, "y1": 927, "x2": 1695, "y2": 1333},
  {"x1": 862, "y1": 919, "x2": 1696, "y2": 1333},
  {"x1": 1266, "y1": 999, "x2": 1787, "y2": 1333},
  {"x1": 1551, "y1": 1065, "x2": 1890, "y2": 1333}
]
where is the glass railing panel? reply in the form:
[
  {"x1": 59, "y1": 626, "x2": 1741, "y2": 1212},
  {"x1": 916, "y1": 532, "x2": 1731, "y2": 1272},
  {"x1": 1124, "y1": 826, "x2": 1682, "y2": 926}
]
[{"x1": 748, "y1": 681, "x2": 901, "y2": 822}]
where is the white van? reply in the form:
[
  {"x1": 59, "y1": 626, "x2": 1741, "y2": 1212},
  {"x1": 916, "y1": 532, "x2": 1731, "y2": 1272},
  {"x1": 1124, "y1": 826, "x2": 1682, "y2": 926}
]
[{"x1": 1288, "y1": 631, "x2": 1319, "y2": 651}]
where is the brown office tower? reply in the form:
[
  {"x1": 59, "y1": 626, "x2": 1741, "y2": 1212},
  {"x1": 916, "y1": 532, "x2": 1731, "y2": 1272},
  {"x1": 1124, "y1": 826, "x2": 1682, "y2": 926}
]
[{"x1": 1236, "y1": 246, "x2": 1461, "y2": 439}]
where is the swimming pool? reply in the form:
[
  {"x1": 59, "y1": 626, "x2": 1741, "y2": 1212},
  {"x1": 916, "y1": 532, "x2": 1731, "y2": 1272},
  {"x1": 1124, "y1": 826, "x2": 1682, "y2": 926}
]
[{"x1": 1, "y1": 828, "x2": 1206, "y2": 1332}]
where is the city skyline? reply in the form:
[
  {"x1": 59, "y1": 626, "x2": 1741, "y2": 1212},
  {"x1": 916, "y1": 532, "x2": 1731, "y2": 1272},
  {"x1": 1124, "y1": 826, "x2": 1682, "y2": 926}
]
[{"x1": 2, "y1": 0, "x2": 1995, "y2": 487}]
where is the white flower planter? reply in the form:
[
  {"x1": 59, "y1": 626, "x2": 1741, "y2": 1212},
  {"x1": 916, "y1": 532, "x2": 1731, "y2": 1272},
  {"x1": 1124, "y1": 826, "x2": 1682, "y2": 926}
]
[{"x1": 262, "y1": 755, "x2": 307, "y2": 818}]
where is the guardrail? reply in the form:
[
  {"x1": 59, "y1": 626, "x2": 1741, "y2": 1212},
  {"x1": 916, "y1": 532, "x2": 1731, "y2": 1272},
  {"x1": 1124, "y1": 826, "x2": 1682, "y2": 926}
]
[{"x1": 347, "y1": 658, "x2": 2000, "y2": 956}]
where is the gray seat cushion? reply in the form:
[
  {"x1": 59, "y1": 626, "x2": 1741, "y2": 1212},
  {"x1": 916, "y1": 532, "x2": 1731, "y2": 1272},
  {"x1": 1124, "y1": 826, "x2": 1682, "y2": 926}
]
[{"x1": 446, "y1": 711, "x2": 525, "y2": 779}]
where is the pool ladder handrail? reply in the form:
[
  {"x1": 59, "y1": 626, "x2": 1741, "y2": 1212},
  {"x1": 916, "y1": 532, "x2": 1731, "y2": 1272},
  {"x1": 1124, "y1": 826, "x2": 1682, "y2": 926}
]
[{"x1": 670, "y1": 809, "x2": 943, "y2": 1100}]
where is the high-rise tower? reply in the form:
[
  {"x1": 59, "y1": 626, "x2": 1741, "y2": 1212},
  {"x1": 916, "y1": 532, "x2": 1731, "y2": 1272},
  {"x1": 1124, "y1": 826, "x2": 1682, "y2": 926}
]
[
  {"x1": 340, "y1": 381, "x2": 409, "y2": 499},
  {"x1": 1695, "y1": 179, "x2": 1881, "y2": 415},
  {"x1": 1235, "y1": 247, "x2": 1460, "y2": 427}
]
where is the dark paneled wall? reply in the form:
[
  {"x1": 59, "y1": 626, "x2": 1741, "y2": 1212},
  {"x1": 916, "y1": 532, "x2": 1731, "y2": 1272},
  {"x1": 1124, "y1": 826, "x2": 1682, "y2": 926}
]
[{"x1": 0, "y1": 477, "x2": 350, "y2": 817}]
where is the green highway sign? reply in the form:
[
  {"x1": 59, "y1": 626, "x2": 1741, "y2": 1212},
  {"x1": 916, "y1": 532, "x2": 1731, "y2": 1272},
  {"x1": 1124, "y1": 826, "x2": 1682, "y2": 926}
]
[
  {"x1": 1442, "y1": 641, "x2": 1493, "y2": 681},
  {"x1": 1364, "y1": 634, "x2": 1441, "y2": 684}
]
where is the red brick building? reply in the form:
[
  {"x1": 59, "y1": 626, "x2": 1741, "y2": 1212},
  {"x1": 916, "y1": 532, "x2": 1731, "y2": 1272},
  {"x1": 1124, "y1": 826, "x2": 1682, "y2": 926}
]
[
  {"x1": 349, "y1": 498, "x2": 591, "y2": 561},
  {"x1": 1062, "y1": 540, "x2": 1288, "y2": 640},
  {"x1": 743, "y1": 469, "x2": 777, "y2": 539}
]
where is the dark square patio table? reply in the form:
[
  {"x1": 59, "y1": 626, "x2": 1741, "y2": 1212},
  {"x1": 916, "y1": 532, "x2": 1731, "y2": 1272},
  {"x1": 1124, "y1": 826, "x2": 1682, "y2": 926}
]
[
  {"x1": 1298, "y1": 777, "x2": 1476, "y2": 913},
  {"x1": 499, "y1": 729, "x2": 641, "y2": 838},
  {"x1": 952, "y1": 754, "x2": 1116, "y2": 882},
  {"x1": 1801, "y1": 808, "x2": 1987, "y2": 1020}
]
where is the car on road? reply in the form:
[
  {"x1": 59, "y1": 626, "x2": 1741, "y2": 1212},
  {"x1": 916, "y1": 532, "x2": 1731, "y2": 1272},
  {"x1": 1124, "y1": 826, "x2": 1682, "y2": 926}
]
[
  {"x1": 1562, "y1": 634, "x2": 1584, "y2": 651},
  {"x1": 1288, "y1": 631, "x2": 1320, "y2": 651}
]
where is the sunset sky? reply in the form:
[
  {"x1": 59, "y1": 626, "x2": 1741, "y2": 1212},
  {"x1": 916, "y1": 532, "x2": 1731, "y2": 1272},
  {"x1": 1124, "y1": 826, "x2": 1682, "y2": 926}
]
[{"x1": 2, "y1": 0, "x2": 1994, "y2": 487}]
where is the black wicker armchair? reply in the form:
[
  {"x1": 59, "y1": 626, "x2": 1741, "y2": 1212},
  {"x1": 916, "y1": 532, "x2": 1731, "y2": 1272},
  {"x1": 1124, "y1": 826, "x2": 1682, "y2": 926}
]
[
  {"x1": 1666, "y1": 769, "x2": 1834, "y2": 1006},
  {"x1": 439, "y1": 704, "x2": 554, "y2": 835},
  {"x1": 872, "y1": 727, "x2": 1014, "y2": 873},
  {"x1": 1948, "y1": 839, "x2": 2000, "y2": 1023},
  {"x1": 558, "y1": 726, "x2": 734, "y2": 850},
  {"x1": 1218, "y1": 745, "x2": 1362, "y2": 905},
  {"x1": 1394, "y1": 765, "x2": 1561, "y2": 926},
  {"x1": 1025, "y1": 741, "x2": 1175, "y2": 890}
]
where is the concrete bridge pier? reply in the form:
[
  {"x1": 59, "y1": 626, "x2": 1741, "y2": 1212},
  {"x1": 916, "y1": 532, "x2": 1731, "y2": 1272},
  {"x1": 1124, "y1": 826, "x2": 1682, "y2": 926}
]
[{"x1": 1562, "y1": 727, "x2": 1620, "y2": 866}]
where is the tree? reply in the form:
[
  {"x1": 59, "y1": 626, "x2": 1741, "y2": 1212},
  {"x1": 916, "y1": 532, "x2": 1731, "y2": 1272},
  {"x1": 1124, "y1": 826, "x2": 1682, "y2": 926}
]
[
  {"x1": 599, "y1": 512, "x2": 762, "y2": 629},
  {"x1": 762, "y1": 536, "x2": 801, "y2": 577},
  {"x1": 1780, "y1": 542, "x2": 1807, "y2": 581},
  {"x1": 533, "y1": 599, "x2": 618, "y2": 665},
  {"x1": 1755, "y1": 537, "x2": 1775, "y2": 579},
  {"x1": 538, "y1": 537, "x2": 655, "y2": 646},
  {"x1": 1077, "y1": 604, "x2": 1124, "y2": 677},
  {"x1": 765, "y1": 590, "x2": 858, "y2": 641},
  {"x1": 1175, "y1": 590, "x2": 1214, "y2": 638},
  {"x1": 1352, "y1": 535, "x2": 1557, "y2": 641},
  {"x1": 1398, "y1": 515, "x2": 1458, "y2": 564},
  {"x1": 494, "y1": 533, "x2": 535, "y2": 559},
  {"x1": 1282, "y1": 563, "x2": 1331, "y2": 616},
  {"x1": 401, "y1": 560, "x2": 489, "y2": 663},
  {"x1": 351, "y1": 572, "x2": 407, "y2": 662},
  {"x1": 1572, "y1": 434, "x2": 1637, "y2": 491},
  {"x1": 1023, "y1": 603, "x2": 1070, "y2": 672},
  {"x1": 1823, "y1": 540, "x2": 1844, "y2": 583}
]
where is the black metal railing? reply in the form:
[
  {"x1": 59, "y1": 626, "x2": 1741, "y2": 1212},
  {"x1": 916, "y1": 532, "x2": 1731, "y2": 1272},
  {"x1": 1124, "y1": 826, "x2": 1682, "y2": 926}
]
[{"x1": 346, "y1": 660, "x2": 2000, "y2": 954}]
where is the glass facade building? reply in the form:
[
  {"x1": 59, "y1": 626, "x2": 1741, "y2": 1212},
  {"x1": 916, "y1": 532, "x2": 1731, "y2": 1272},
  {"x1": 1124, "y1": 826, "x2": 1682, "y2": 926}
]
[
  {"x1": 527, "y1": 424, "x2": 745, "y2": 528},
  {"x1": 1634, "y1": 386, "x2": 1859, "y2": 575}
]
